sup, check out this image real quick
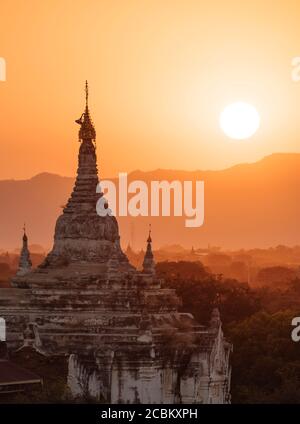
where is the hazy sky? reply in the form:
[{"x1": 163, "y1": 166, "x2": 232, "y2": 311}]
[{"x1": 1, "y1": 0, "x2": 300, "y2": 179}]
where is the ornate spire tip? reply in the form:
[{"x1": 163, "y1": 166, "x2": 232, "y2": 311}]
[
  {"x1": 85, "y1": 80, "x2": 89, "y2": 108},
  {"x1": 147, "y1": 224, "x2": 152, "y2": 243},
  {"x1": 22, "y1": 223, "x2": 28, "y2": 242}
]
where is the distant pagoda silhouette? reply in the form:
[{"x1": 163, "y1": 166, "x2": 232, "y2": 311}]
[{"x1": 0, "y1": 83, "x2": 231, "y2": 404}]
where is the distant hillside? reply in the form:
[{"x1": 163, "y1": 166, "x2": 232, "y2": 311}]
[
  {"x1": 0, "y1": 173, "x2": 74, "y2": 250},
  {"x1": 0, "y1": 153, "x2": 300, "y2": 250}
]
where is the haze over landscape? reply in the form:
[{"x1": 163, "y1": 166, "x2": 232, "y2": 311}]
[{"x1": 1, "y1": 153, "x2": 299, "y2": 250}]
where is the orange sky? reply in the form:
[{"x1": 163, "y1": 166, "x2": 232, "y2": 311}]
[{"x1": 1, "y1": 0, "x2": 300, "y2": 179}]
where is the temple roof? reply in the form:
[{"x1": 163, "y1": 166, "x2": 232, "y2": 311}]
[{"x1": 0, "y1": 360, "x2": 42, "y2": 388}]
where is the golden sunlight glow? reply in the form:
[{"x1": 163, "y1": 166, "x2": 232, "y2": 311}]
[
  {"x1": 220, "y1": 102, "x2": 260, "y2": 140},
  {"x1": 1, "y1": 1, "x2": 300, "y2": 178}
]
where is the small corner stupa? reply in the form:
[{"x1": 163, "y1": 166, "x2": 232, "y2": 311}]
[
  {"x1": 0, "y1": 82, "x2": 231, "y2": 404},
  {"x1": 16, "y1": 225, "x2": 32, "y2": 277},
  {"x1": 142, "y1": 225, "x2": 155, "y2": 275}
]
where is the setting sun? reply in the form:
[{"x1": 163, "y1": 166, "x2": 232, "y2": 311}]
[{"x1": 220, "y1": 102, "x2": 260, "y2": 140}]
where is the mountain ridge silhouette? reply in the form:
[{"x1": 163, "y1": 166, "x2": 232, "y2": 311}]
[{"x1": 1, "y1": 153, "x2": 299, "y2": 250}]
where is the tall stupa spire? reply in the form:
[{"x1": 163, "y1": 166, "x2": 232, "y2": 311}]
[
  {"x1": 142, "y1": 224, "x2": 155, "y2": 274},
  {"x1": 43, "y1": 82, "x2": 124, "y2": 265},
  {"x1": 17, "y1": 224, "x2": 32, "y2": 276},
  {"x1": 62, "y1": 81, "x2": 99, "y2": 214}
]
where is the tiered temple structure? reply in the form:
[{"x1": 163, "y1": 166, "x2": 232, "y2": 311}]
[{"x1": 0, "y1": 83, "x2": 231, "y2": 403}]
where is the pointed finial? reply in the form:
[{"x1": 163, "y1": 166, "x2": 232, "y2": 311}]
[
  {"x1": 147, "y1": 224, "x2": 152, "y2": 243},
  {"x1": 23, "y1": 223, "x2": 27, "y2": 242},
  {"x1": 75, "y1": 81, "x2": 96, "y2": 142},
  {"x1": 85, "y1": 80, "x2": 89, "y2": 108}
]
